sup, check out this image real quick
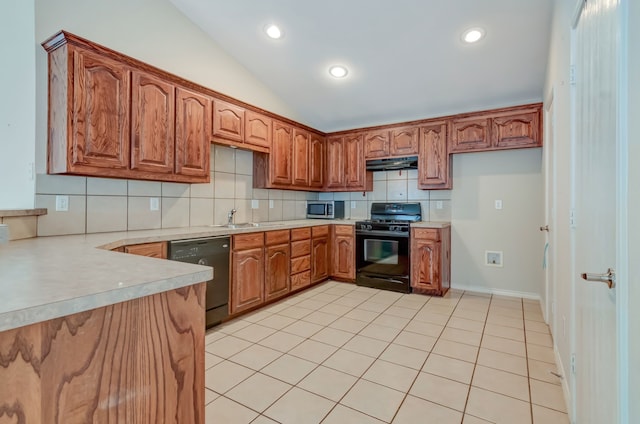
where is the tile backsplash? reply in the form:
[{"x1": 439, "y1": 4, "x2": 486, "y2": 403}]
[
  {"x1": 35, "y1": 145, "x2": 318, "y2": 236},
  {"x1": 35, "y1": 147, "x2": 450, "y2": 236},
  {"x1": 320, "y1": 169, "x2": 452, "y2": 221}
]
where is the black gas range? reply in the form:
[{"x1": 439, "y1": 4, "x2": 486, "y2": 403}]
[{"x1": 355, "y1": 203, "x2": 422, "y2": 293}]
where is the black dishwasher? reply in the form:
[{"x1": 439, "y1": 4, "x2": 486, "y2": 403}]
[{"x1": 169, "y1": 236, "x2": 230, "y2": 328}]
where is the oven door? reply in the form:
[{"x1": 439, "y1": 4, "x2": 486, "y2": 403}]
[{"x1": 355, "y1": 230, "x2": 410, "y2": 293}]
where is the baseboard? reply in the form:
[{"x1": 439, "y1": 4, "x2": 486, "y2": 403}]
[
  {"x1": 451, "y1": 284, "x2": 541, "y2": 300},
  {"x1": 554, "y1": 344, "x2": 574, "y2": 424}
]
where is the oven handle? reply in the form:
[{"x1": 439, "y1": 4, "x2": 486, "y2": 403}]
[{"x1": 355, "y1": 230, "x2": 409, "y2": 238}]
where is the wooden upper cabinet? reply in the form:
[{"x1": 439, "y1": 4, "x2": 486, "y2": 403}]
[
  {"x1": 44, "y1": 32, "x2": 210, "y2": 183},
  {"x1": 245, "y1": 111, "x2": 272, "y2": 149},
  {"x1": 449, "y1": 116, "x2": 492, "y2": 152},
  {"x1": 418, "y1": 122, "x2": 451, "y2": 189},
  {"x1": 292, "y1": 128, "x2": 310, "y2": 187},
  {"x1": 131, "y1": 72, "x2": 175, "y2": 174},
  {"x1": 71, "y1": 48, "x2": 131, "y2": 171},
  {"x1": 364, "y1": 130, "x2": 390, "y2": 158},
  {"x1": 325, "y1": 136, "x2": 345, "y2": 189},
  {"x1": 449, "y1": 104, "x2": 542, "y2": 154},
  {"x1": 175, "y1": 87, "x2": 211, "y2": 179},
  {"x1": 271, "y1": 121, "x2": 293, "y2": 185},
  {"x1": 309, "y1": 134, "x2": 324, "y2": 188},
  {"x1": 213, "y1": 99, "x2": 244, "y2": 142},
  {"x1": 344, "y1": 134, "x2": 366, "y2": 189},
  {"x1": 491, "y1": 108, "x2": 541, "y2": 149},
  {"x1": 390, "y1": 126, "x2": 419, "y2": 156}
]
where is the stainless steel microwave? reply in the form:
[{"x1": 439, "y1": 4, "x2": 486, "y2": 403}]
[{"x1": 306, "y1": 201, "x2": 345, "y2": 219}]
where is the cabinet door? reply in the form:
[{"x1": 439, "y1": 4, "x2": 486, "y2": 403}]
[
  {"x1": 271, "y1": 121, "x2": 293, "y2": 185},
  {"x1": 410, "y1": 239, "x2": 441, "y2": 293},
  {"x1": 175, "y1": 87, "x2": 211, "y2": 178},
  {"x1": 131, "y1": 72, "x2": 175, "y2": 174},
  {"x1": 325, "y1": 137, "x2": 345, "y2": 189},
  {"x1": 332, "y1": 232, "x2": 355, "y2": 280},
  {"x1": 449, "y1": 116, "x2": 491, "y2": 152},
  {"x1": 491, "y1": 109, "x2": 541, "y2": 149},
  {"x1": 72, "y1": 49, "x2": 131, "y2": 170},
  {"x1": 390, "y1": 126, "x2": 418, "y2": 156},
  {"x1": 231, "y1": 247, "x2": 264, "y2": 314},
  {"x1": 213, "y1": 100, "x2": 244, "y2": 142},
  {"x1": 364, "y1": 130, "x2": 390, "y2": 158},
  {"x1": 418, "y1": 122, "x2": 450, "y2": 189},
  {"x1": 311, "y1": 236, "x2": 329, "y2": 283},
  {"x1": 245, "y1": 111, "x2": 272, "y2": 149},
  {"x1": 309, "y1": 134, "x2": 324, "y2": 188},
  {"x1": 292, "y1": 128, "x2": 310, "y2": 187},
  {"x1": 265, "y1": 243, "x2": 290, "y2": 301},
  {"x1": 344, "y1": 134, "x2": 365, "y2": 188}
]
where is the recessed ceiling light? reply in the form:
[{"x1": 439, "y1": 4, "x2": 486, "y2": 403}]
[
  {"x1": 264, "y1": 24, "x2": 283, "y2": 39},
  {"x1": 329, "y1": 65, "x2": 348, "y2": 78},
  {"x1": 462, "y1": 28, "x2": 485, "y2": 43}
]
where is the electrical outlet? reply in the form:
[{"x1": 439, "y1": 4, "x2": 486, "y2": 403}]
[
  {"x1": 563, "y1": 315, "x2": 566, "y2": 338},
  {"x1": 269, "y1": 200, "x2": 274, "y2": 209},
  {"x1": 485, "y1": 250, "x2": 503, "y2": 267},
  {"x1": 0, "y1": 224, "x2": 9, "y2": 244},
  {"x1": 251, "y1": 199, "x2": 259, "y2": 209},
  {"x1": 495, "y1": 199, "x2": 503, "y2": 210},
  {"x1": 55, "y1": 195, "x2": 69, "y2": 212},
  {"x1": 436, "y1": 201, "x2": 443, "y2": 210},
  {"x1": 149, "y1": 197, "x2": 160, "y2": 211},
  {"x1": 351, "y1": 201, "x2": 356, "y2": 209},
  {"x1": 569, "y1": 208, "x2": 576, "y2": 227},
  {"x1": 571, "y1": 353, "x2": 576, "y2": 375}
]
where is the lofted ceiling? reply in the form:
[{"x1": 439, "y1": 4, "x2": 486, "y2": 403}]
[{"x1": 169, "y1": 0, "x2": 553, "y2": 132}]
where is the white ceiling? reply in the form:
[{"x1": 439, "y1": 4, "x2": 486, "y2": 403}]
[{"x1": 170, "y1": 0, "x2": 553, "y2": 132}]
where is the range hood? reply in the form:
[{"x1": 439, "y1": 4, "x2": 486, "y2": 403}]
[{"x1": 365, "y1": 156, "x2": 418, "y2": 171}]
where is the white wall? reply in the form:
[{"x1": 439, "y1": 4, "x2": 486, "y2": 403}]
[
  {"x1": 33, "y1": 0, "x2": 300, "y2": 173},
  {"x1": 450, "y1": 149, "x2": 544, "y2": 298},
  {"x1": 0, "y1": 0, "x2": 36, "y2": 209},
  {"x1": 626, "y1": 0, "x2": 639, "y2": 419}
]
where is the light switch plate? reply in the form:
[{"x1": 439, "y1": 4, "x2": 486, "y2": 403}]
[
  {"x1": 495, "y1": 200, "x2": 503, "y2": 210},
  {"x1": 149, "y1": 197, "x2": 160, "y2": 211},
  {"x1": 269, "y1": 200, "x2": 274, "y2": 209},
  {"x1": 55, "y1": 195, "x2": 69, "y2": 212},
  {"x1": 251, "y1": 199, "x2": 259, "y2": 209},
  {"x1": 436, "y1": 201, "x2": 443, "y2": 210},
  {"x1": 351, "y1": 201, "x2": 356, "y2": 209}
]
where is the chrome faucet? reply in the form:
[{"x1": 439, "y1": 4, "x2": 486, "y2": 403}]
[{"x1": 228, "y1": 208, "x2": 237, "y2": 225}]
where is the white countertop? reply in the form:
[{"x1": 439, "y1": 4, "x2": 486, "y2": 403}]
[{"x1": 0, "y1": 218, "x2": 449, "y2": 332}]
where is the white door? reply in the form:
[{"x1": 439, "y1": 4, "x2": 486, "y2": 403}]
[
  {"x1": 573, "y1": 0, "x2": 624, "y2": 422},
  {"x1": 543, "y1": 96, "x2": 556, "y2": 335}
]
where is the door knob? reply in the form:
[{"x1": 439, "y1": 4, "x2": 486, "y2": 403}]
[
  {"x1": 540, "y1": 225, "x2": 549, "y2": 232},
  {"x1": 581, "y1": 268, "x2": 615, "y2": 289}
]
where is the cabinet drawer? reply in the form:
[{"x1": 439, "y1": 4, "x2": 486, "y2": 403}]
[
  {"x1": 312, "y1": 225, "x2": 329, "y2": 237},
  {"x1": 124, "y1": 242, "x2": 167, "y2": 259},
  {"x1": 233, "y1": 232, "x2": 264, "y2": 250},
  {"x1": 412, "y1": 228, "x2": 441, "y2": 241},
  {"x1": 291, "y1": 271, "x2": 311, "y2": 290},
  {"x1": 265, "y1": 229, "x2": 290, "y2": 246},
  {"x1": 291, "y1": 239, "x2": 311, "y2": 257},
  {"x1": 333, "y1": 225, "x2": 354, "y2": 236},
  {"x1": 291, "y1": 227, "x2": 311, "y2": 241},
  {"x1": 291, "y1": 255, "x2": 311, "y2": 273}
]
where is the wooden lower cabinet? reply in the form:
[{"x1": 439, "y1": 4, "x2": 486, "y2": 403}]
[
  {"x1": 264, "y1": 230, "x2": 291, "y2": 302},
  {"x1": 410, "y1": 227, "x2": 451, "y2": 296},
  {"x1": 0, "y1": 283, "x2": 206, "y2": 423},
  {"x1": 123, "y1": 241, "x2": 167, "y2": 259},
  {"x1": 290, "y1": 227, "x2": 312, "y2": 290},
  {"x1": 331, "y1": 225, "x2": 355, "y2": 281},
  {"x1": 231, "y1": 233, "x2": 265, "y2": 314},
  {"x1": 311, "y1": 226, "x2": 330, "y2": 283}
]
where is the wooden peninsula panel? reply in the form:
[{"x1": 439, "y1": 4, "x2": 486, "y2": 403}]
[{"x1": 0, "y1": 283, "x2": 205, "y2": 424}]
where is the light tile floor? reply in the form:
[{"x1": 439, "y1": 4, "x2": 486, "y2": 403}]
[{"x1": 204, "y1": 281, "x2": 570, "y2": 424}]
